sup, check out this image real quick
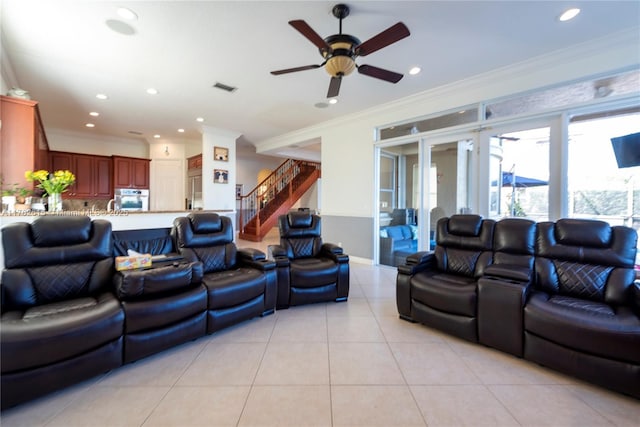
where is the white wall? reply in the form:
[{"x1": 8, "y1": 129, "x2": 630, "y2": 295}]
[
  {"x1": 47, "y1": 128, "x2": 149, "y2": 158},
  {"x1": 1, "y1": 36, "x2": 16, "y2": 96},
  {"x1": 236, "y1": 153, "x2": 284, "y2": 192},
  {"x1": 201, "y1": 126, "x2": 241, "y2": 211},
  {"x1": 255, "y1": 29, "x2": 640, "y2": 260}
]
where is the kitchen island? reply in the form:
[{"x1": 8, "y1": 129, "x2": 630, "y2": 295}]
[{"x1": 0, "y1": 210, "x2": 235, "y2": 271}]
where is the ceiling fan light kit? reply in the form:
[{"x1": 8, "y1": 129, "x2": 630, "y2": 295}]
[{"x1": 271, "y1": 3, "x2": 410, "y2": 98}]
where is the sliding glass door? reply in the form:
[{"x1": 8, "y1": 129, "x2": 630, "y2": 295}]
[
  {"x1": 377, "y1": 142, "x2": 418, "y2": 267},
  {"x1": 423, "y1": 138, "x2": 475, "y2": 247}
]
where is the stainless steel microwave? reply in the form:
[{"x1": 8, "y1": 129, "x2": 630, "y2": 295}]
[{"x1": 114, "y1": 188, "x2": 149, "y2": 211}]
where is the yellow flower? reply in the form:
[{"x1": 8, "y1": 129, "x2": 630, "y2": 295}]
[{"x1": 25, "y1": 169, "x2": 76, "y2": 194}]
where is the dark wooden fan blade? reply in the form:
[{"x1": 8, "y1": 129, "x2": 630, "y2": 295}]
[
  {"x1": 271, "y1": 64, "x2": 322, "y2": 75},
  {"x1": 289, "y1": 20, "x2": 331, "y2": 51},
  {"x1": 358, "y1": 64, "x2": 403, "y2": 83},
  {"x1": 355, "y1": 22, "x2": 410, "y2": 57},
  {"x1": 327, "y1": 76, "x2": 342, "y2": 98}
]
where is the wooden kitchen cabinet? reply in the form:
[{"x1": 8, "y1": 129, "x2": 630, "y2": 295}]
[
  {"x1": 187, "y1": 154, "x2": 202, "y2": 170},
  {"x1": 112, "y1": 156, "x2": 150, "y2": 189},
  {"x1": 49, "y1": 151, "x2": 112, "y2": 199},
  {"x1": 0, "y1": 95, "x2": 49, "y2": 190}
]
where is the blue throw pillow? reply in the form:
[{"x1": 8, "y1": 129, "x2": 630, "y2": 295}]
[{"x1": 409, "y1": 225, "x2": 418, "y2": 240}]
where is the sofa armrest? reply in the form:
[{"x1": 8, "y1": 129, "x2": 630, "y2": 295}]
[
  {"x1": 322, "y1": 243, "x2": 349, "y2": 263},
  {"x1": 268, "y1": 244, "x2": 287, "y2": 260},
  {"x1": 239, "y1": 257, "x2": 276, "y2": 271},
  {"x1": 237, "y1": 248, "x2": 276, "y2": 271},
  {"x1": 397, "y1": 251, "x2": 434, "y2": 275},
  {"x1": 238, "y1": 247, "x2": 266, "y2": 262},
  {"x1": 477, "y1": 276, "x2": 532, "y2": 357},
  {"x1": 484, "y1": 264, "x2": 532, "y2": 283},
  {"x1": 114, "y1": 261, "x2": 203, "y2": 300}
]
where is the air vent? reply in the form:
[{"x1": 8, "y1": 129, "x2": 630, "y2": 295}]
[
  {"x1": 213, "y1": 82, "x2": 237, "y2": 93},
  {"x1": 128, "y1": 130, "x2": 143, "y2": 135}
]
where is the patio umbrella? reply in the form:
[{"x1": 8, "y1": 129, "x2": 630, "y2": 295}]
[
  {"x1": 492, "y1": 171, "x2": 548, "y2": 216},
  {"x1": 500, "y1": 171, "x2": 548, "y2": 188}
]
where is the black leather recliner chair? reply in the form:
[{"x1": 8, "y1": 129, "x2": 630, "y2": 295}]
[
  {"x1": 269, "y1": 212, "x2": 349, "y2": 308},
  {"x1": 172, "y1": 213, "x2": 277, "y2": 333},
  {"x1": 112, "y1": 227, "x2": 207, "y2": 363},
  {"x1": 524, "y1": 218, "x2": 640, "y2": 398},
  {"x1": 1, "y1": 216, "x2": 124, "y2": 409},
  {"x1": 396, "y1": 214, "x2": 495, "y2": 342}
]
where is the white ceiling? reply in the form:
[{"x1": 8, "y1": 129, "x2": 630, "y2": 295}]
[{"x1": 2, "y1": 1, "x2": 639, "y2": 156}]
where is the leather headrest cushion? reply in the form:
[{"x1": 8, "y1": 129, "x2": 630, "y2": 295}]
[
  {"x1": 448, "y1": 215, "x2": 483, "y2": 237},
  {"x1": 189, "y1": 213, "x2": 222, "y2": 234},
  {"x1": 288, "y1": 212, "x2": 313, "y2": 228},
  {"x1": 31, "y1": 216, "x2": 91, "y2": 246},
  {"x1": 555, "y1": 218, "x2": 610, "y2": 248}
]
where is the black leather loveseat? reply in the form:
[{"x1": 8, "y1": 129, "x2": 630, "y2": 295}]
[
  {"x1": 397, "y1": 215, "x2": 640, "y2": 398},
  {"x1": 1, "y1": 213, "x2": 276, "y2": 409}
]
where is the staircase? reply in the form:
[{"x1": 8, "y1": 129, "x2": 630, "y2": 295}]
[{"x1": 238, "y1": 159, "x2": 321, "y2": 241}]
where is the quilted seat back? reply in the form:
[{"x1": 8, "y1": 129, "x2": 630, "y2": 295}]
[
  {"x1": 535, "y1": 219, "x2": 637, "y2": 304},
  {"x1": 435, "y1": 214, "x2": 495, "y2": 278},
  {"x1": 493, "y1": 218, "x2": 536, "y2": 267},
  {"x1": 278, "y1": 212, "x2": 323, "y2": 259},
  {"x1": 1, "y1": 216, "x2": 113, "y2": 310},
  {"x1": 172, "y1": 213, "x2": 237, "y2": 273}
]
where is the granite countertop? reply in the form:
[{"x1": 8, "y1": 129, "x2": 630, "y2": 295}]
[{"x1": 1, "y1": 209, "x2": 233, "y2": 217}]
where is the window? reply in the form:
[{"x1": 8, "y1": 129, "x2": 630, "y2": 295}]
[
  {"x1": 568, "y1": 109, "x2": 640, "y2": 231},
  {"x1": 490, "y1": 127, "x2": 550, "y2": 221},
  {"x1": 486, "y1": 69, "x2": 640, "y2": 120},
  {"x1": 379, "y1": 107, "x2": 478, "y2": 140}
]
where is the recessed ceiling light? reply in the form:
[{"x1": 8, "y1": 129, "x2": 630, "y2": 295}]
[
  {"x1": 153, "y1": 134, "x2": 161, "y2": 139},
  {"x1": 89, "y1": 111, "x2": 99, "y2": 117},
  {"x1": 96, "y1": 93, "x2": 108, "y2": 100},
  {"x1": 105, "y1": 19, "x2": 136, "y2": 36},
  {"x1": 117, "y1": 7, "x2": 138, "y2": 21},
  {"x1": 177, "y1": 128, "x2": 185, "y2": 133},
  {"x1": 328, "y1": 98, "x2": 338, "y2": 104},
  {"x1": 85, "y1": 123, "x2": 95, "y2": 128},
  {"x1": 196, "y1": 117, "x2": 205, "y2": 122},
  {"x1": 146, "y1": 88, "x2": 158, "y2": 95},
  {"x1": 409, "y1": 66, "x2": 421, "y2": 75},
  {"x1": 559, "y1": 8, "x2": 580, "y2": 22}
]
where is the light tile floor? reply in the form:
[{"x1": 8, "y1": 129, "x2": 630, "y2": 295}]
[{"x1": 2, "y1": 229, "x2": 639, "y2": 426}]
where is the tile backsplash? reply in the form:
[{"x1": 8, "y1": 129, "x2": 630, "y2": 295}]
[{"x1": 63, "y1": 198, "x2": 110, "y2": 211}]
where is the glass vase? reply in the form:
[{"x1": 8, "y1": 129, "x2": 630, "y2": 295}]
[{"x1": 48, "y1": 192, "x2": 62, "y2": 212}]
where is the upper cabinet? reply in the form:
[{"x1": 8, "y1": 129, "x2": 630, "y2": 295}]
[
  {"x1": 49, "y1": 151, "x2": 113, "y2": 199},
  {"x1": 112, "y1": 156, "x2": 150, "y2": 189},
  {"x1": 0, "y1": 96, "x2": 49, "y2": 189},
  {"x1": 187, "y1": 154, "x2": 202, "y2": 170}
]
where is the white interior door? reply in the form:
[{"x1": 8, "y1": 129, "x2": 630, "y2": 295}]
[{"x1": 151, "y1": 159, "x2": 184, "y2": 211}]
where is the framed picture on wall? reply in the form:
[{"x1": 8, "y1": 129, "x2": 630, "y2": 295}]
[
  {"x1": 236, "y1": 184, "x2": 243, "y2": 200},
  {"x1": 214, "y1": 169, "x2": 229, "y2": 184},
  {"x1": 214, "y1": 146, "x2": 229, "y2": 161}
]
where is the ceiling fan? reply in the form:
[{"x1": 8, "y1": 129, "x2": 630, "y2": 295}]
[{"x1": 270, "y1": 3, "x2": 410, "y2": 98}]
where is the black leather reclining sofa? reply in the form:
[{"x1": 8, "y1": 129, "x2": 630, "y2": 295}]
[
  {"x1": 0, "y1": 213, "x2": 277, "y2": 409},
  {"x1": 397, "y1": 214, "x2": 640, "y2": 398}
]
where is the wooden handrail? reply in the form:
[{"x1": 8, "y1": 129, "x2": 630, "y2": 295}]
[{"x1": 238, "y1": 159, "x2": 320, "y2": 240}]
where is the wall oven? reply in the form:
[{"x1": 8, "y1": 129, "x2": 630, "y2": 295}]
[{"x1": 114, "y1": 188, "x2": 149, "y2": 211}]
